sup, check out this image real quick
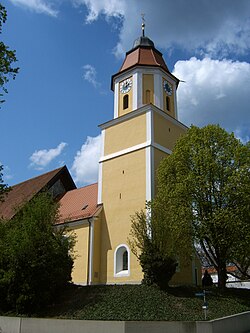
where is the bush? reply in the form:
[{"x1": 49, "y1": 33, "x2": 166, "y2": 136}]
[
  {"x1": 0, "y1": 192, "x2": 74, "y2": 313},
  {"x1": 139, "y1": 240, "x2": 177, "y2": 290},
  {"x1": 129, "y1": 210, "x2": 178, "y2": 290}
]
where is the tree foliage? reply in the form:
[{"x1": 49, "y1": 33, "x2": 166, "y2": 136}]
[
  {"x1": 129, "y1": 207, "x2": 186, "y2": 289},
  {"x1": 0, "y1": 192, "x2": 74, "y2": 313},
  {"x1": 155, "y1": 124, "x2": 250, "y2": 288},
  {"x1": 0, "y1": 164, "x2": 10, "y2": 202},
  {"x1": 0, "y1": 3, "x2": 19, "y2": 107}
]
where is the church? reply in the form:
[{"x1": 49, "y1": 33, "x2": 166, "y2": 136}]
[{"x1": 0, "y1": 25, "x2": 201, "y2": 286}]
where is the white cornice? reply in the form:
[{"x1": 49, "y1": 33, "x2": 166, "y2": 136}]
[
  {"x1": 99, "y1": 140, "x2": 172, "y2": 163},
  {"x1": 99, "y1": 141, "x2": 151, "y2": 162},
  {"x1": 113, "y1": 66, "x2": 179, "y2": 84},
  {"x1": 99, "y1": 104, "x2": 187, "y2": 131}
]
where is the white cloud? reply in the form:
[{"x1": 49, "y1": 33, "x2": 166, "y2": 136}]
[
  {"x1": 71, "y1": 135, "x2": 101, "y2": 186},
  {"x1": 82, "y1": 64, "x2": 99, "y2": 88},
  {"x1": 73, "y1": 0, "x2": 125, "y2": 23},
  {"x1": 30, "y1": 142, "x2": 67, "y2": 169},
  {"x1": 9, "y1": 0, "x2": 58, "y2": 17},
  {"x1": 173, "y1": 57, "x2": 250, "y2": 141},
  {"x1": 74, "y1": 0, "x2": 250, "y2": 58}
]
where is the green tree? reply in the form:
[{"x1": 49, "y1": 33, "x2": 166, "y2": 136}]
[
  {"x1": 155, "y1": 124, "x2": 250, "y2": 289},
  {"x1": 129, "y1": 205, "x2": 190, "y2": 289},
  {"x1": 0, "y1": 3, "x2": 19, "y2": 107},
  {"x1": 229, "y1": 148, "x2": 250, "y2": 279},
  {"x1": 0, "y1": 164, "x2": 10, "y2": 202},
  {"x1": 0, "y1": 192, "x2": 74, "y2": 313}
]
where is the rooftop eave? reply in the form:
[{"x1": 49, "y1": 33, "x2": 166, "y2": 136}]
[{"x1": 55, "y1": 204, "x2": 103, "y2": 227}]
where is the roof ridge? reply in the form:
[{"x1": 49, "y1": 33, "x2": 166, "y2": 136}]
[
  {"x1": 78, "y1": 182, "x2": 98, "y2": 189},
  {"x1": 64, "y1": 182, "x2": 98, "y2": 193},
  {"x1": 151, "y1": 48, "x2": 160, "y2": 66},
  {"x1": 11, "y1": 166, "x2": 66, "y2": 188}
]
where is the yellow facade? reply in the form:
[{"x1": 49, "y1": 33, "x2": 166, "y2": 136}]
[
  {"x1": 171, "y1": 255, "x2": 202, "y2": 285},
  {"x1": 104, "y1": 113, "x2": 146, "y2": 155},
  {"x1": 100, "y1": 149, "x2": 146, "y2": 283},
  {"x1": 69, "y1": 224, "x2": 89, "y2": 284},
  {"x1": 154, "y1": 111, "x2": 187, "y2": 150},
  {"x1": 68, "y1": 104, "x2": 200, "y2": 286},
  {"x1": 143, "y1": 74, "x2": 154, "y2": 104}
]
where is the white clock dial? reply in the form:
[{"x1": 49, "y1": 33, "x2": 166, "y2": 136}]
[
  {"x1": 163, "y1": 80, "x2": 173, "y2": 96},
  {"x1": 120, "y1": 78, "x2": 132, "y2": 94}
]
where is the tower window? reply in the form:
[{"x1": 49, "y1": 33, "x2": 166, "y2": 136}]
[
  {"x1": 114, "y1": 244, "x2": 130, "y2": 277},
  {"x1": 123, "y1": 94, "x2": 129, "y2": 109},
  {"x1": 146, "y1": 89, "x2": 151, "y2": 104},
  {"x1": 166, "y1": 96, "x2": 170, "y2": 111}
]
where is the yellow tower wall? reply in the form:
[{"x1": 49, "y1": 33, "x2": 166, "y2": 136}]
[
  {"x1": 99, "y1": 106, "x2": 200, "y2": 286},
  {"x1": 143, "y1": 74, "x2": 154, "y2": 104},
  {"x1": 99, "y1": 149, "x2": 146, "y2": 284},
  {"x1": 104, "y1": 113, "x2": 146, "y2": 155},
  {"x1": 154, "y1": 111, "x2": 187, "y2": 150}
]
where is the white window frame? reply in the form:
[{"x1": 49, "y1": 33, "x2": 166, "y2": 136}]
[{"x1": 114, "y1": 244, "x2": 130, "y2": 277}]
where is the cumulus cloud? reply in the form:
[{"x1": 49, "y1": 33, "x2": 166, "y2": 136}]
[
  {"x1": 9, "y1": 0, "x2": 58, "y2": 17},
  {"x1": 30, "y1": 142, "x2": 67, "y2": 169},
  {"x1": 71, "y1": 135, "x2": 101, "y2": 186},
  {"x1": 73, "y1": 0, "x2": 125, "y2": 23},
  {"x1": 82, "y1": 64, "x2": 100, "y2": 88},
  {"x1": 173, "y1": 57, "x2": 250, "y2": 141},
  {"x1": 74, "y1": 0, "x2": 250, "y2": 58}
]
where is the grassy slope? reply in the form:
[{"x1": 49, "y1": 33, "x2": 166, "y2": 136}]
[{"x1": 39, "y1": 284, "x2": 250, "y2": 321}]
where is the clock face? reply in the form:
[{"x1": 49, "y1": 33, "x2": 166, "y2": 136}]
[
  {"x1": 163, "y1": 80, "x2": 173, "y2": 96},
  {"x1": 120, "y1": 78, "x2": 132, "y2": 94}
]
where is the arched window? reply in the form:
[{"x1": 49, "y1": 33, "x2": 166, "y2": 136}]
[
  {"x1": 114, "y1": 244, "x2": 130, "y2": 277},
  {"x1": 146, "y1": 89, "x2": 151, "y2": 104},
  {"x1": 123, "y1": 94, "x2": 129, "y2": 109},
  {"x1": 166, "y1": 96, "x2": 170, "y2": 111},
  {"x1": 123, "y1": 251, "x2": 128, "y2": 270}
]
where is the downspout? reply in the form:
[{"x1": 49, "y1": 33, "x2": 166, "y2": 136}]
[
  {"x1": 86, "y1": 218, "x2": 91, "y2": 286},
  {"x1": 87, "y1": 217, "x2": 94, "y2": 286}
]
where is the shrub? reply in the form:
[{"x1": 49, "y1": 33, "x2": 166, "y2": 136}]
[
  {"x1": 139, "y1": 240, "x2": 177, "y2": 289},
  {"x1": 0, "y1": 192, "x2": 74, "y2": 313}
]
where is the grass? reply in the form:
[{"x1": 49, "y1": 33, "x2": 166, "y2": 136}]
[{"x1": 36, "y1": 284, "x2": 250, "y2": 321}]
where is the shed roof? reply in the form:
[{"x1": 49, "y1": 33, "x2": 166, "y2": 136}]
[{"x1": 57, "y1": 183, "x2": 101, "y2": 224}]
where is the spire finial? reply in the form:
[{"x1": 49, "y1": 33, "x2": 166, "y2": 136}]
[{"x1": 141, "y1": 13, "x2": 145, "y2": 37}]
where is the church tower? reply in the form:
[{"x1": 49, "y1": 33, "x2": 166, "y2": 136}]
[{"x1": 97, "y1": 24, "x2": 197, "y2": 284}]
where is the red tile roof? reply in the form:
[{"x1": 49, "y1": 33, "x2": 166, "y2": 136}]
[
  {"x1": 0, "y1": 166, "x2": 76, "y2": 220},
  {"x1": 57, "y1": 183, "x2": 101, "y2": 224},
  {"x1": 119, "y1": 47, "x2": 169, "y2": 73},
  {"x1": 202, "y1": 266, "x2": 239, "y2": 275},
  {"x1": 111, "y1": 43, "x2": 179, "y2": 90}
]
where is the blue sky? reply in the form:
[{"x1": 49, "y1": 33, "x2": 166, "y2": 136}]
[{"x1": 1, "y1": 0, "x2": 250, "y2": 187}]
